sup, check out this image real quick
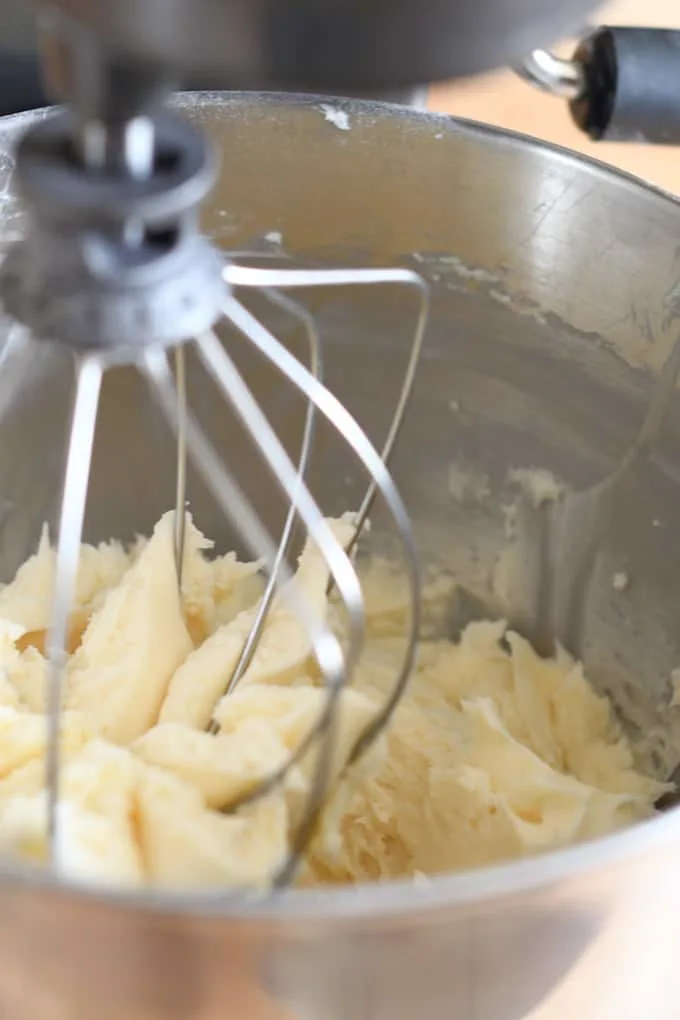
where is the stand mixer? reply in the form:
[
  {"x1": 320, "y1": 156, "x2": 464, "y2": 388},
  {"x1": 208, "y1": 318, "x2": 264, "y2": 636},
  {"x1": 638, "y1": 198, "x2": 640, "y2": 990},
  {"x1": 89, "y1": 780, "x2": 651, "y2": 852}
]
[{"x1": 2, "y1": 2, "x2": 680, "y2": 1019}]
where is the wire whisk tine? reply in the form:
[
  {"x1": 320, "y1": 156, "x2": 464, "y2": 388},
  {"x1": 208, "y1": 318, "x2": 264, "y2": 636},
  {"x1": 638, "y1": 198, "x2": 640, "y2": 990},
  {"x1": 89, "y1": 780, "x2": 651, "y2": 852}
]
[
  {"x1": 216, "y1": 288, "x2": 323, "y2": 709},
  {"x1": 196, "y1": 326, "x2": 366, "y2": 669},
  {"x1": 173, "y1": 345, "x2": 188, "y2": 587},
  {"x1": 144, "y1": 347, "x2": 350, "y2": 879},
  {"x1": 222, "y1": 263, "x2": 429, "y2": 560},
  {"x1": 145, "y1": 349, "x2": 349, "y2": 665},
  {"x1": 46, "y1": 354, "x2": 103, "y2": 861},
  {"x1": 220, "y1": 290, "x2": 423, "y2": 764}
]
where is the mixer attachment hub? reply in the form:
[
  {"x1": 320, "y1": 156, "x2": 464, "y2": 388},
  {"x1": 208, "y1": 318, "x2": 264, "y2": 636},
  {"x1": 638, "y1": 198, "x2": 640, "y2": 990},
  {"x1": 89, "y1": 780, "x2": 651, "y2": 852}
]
[{"x1": 0, "y1": 110, "x2": 224, "y2": 349}]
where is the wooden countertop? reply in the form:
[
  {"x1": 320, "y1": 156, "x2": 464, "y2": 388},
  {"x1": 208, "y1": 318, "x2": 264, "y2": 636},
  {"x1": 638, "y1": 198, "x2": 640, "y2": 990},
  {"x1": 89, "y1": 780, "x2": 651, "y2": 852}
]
[{"x1": 428, "y1": 0, "x2": 680, "y2": 194}]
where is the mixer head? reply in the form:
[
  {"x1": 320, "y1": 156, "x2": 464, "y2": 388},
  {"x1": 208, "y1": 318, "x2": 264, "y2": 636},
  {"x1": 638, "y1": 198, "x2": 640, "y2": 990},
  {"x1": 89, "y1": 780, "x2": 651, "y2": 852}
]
[{"x1": 33, "y1": 0, "x2": 603, "y2": 92}]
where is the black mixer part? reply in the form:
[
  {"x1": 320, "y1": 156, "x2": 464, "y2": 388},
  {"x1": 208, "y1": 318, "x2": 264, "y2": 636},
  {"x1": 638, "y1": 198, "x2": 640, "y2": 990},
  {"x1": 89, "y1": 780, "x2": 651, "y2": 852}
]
[{"x1": 569, "y1": 27, "x2": 680, "y2": 145}]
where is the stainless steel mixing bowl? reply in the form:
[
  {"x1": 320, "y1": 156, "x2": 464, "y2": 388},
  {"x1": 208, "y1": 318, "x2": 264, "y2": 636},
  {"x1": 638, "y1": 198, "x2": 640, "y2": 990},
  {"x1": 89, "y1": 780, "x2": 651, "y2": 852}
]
[{"x1": 1, "y1": 93, "x2": 680, "y2": 1020}]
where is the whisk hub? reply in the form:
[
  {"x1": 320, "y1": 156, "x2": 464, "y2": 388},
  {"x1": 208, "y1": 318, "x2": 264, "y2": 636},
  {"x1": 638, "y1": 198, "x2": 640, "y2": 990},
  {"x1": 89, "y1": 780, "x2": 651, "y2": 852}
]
[{"x1": 0, "y1": 111, "x2": 224, "y2": 349}]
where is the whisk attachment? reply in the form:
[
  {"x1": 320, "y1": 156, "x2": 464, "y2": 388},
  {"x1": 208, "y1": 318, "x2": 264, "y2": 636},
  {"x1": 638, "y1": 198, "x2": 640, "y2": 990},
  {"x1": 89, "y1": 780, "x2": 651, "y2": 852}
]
[{"x1": 0, "y1": 98, "x2": 429, "y2": 887}]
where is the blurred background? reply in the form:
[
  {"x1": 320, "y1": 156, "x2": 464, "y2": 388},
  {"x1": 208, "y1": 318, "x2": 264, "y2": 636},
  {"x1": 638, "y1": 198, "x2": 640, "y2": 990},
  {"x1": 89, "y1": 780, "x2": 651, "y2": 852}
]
[
  {"x1": 0, "y1": 0, "x2": 677, "y2": 190},
  {"x1": 429, "y1": 0, "x2": 680, "y2": 192}
]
